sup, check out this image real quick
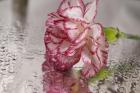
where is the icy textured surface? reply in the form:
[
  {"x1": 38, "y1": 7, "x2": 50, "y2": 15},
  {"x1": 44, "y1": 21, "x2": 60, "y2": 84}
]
[{"x1": 0, "y1": 0, "x2": 140, "y2": 93}]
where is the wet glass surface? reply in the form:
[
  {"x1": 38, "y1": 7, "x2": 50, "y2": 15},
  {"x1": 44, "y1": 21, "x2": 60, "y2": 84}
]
[{"x1": 0, "y1": 0, "x2": 140, "y2": 93}]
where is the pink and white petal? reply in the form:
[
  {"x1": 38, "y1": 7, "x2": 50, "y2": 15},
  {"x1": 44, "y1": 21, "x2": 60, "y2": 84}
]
[
  {"x1": 89, "y1": 23, "x2": 102, "y2": 40},
  {"x1": 64, "y1": 21, "x2": 77, "y2": 29},
  {"x1": 95, "y1": 36, "x2": 109, "y2": 67},
  {"x1": 58, "y1": 40, "x2": 71, "y2": 53},
  {"x1": 81, "y1": 35, "x2": 108, "y2": 78},
  {"x1": 54, "y1": 49, "x2": 81, "y2": 71},
  {"x1": 81, "y1": 48, "x2": 92, "y2": 64},
  {"x1": 69, "y1": 0, "x2": 85, "y2": 12},
  {"x1": 65, "y1": 40, "x2": 86, "y2": 56},
  {"x1": 54, "y1": 20, "x2": 65, "y2": 30},
  {"x1": 46, "y1": 42, "x2": 59, "y2": 51},
  {"x1": 45, "y1": 33, "x2": 62, "y2": 45},
  {"x1": 84, "y1": 0, "x2": 98, "y2": 22},
  {"x1": 48, "y1": 12, "x2": 62, "y2": 19},
  {"x1": 58, "y1": 0, "x2": 70, "y2": 11},
  {"x1": 58, "y1": 0, "x2": 85, "y2": 12},
  {"x1": 81, "y1": 63, "x2": 96, "y2": 78},
  {"x1": 90, "y1": 48, "x2": 106, "y2": 70},
  {"x1": 47, "y1": 12, "x2": 64, "y2": 26},
  {"x1": 61, "y1": 6, "x2": 83, "y2": 20},
  {"x1": 81, "y1": 48, "x2": 97, "y2": 78},
  {"x1": 91, "y1": 24, "x2": 108, "y2": 67},
  {"x1": 45, "y1": 15, "x2": 67, "y2": 39},
  {"x1": 67, "y1": 29, "x2": 81, "y2": 41},
  {"x1": 75, "y1": 28, "x2": 88, "y2": 43},
  {"x1": 46, "y1": 24, "x2": 67, "y2": 39},
  {"x1": 89, "y1": 23, "x2": 108, "y2": 54}
]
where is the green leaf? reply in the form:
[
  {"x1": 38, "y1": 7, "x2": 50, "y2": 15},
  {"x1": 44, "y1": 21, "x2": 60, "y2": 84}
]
[{"x1": 89, "y1": 67, "x2": 112, "y2": 83}]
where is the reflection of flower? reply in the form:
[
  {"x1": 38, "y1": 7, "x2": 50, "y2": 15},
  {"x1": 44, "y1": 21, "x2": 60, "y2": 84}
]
[{"x1": 43, "y1": 0, "x2": 109, "y2": 92}]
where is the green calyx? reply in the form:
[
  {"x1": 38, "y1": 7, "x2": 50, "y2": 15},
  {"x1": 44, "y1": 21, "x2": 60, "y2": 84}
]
[
  {"x1": 103, "y1": 27, "x2": 140, "y2": 44},
  {"x1": 89, "y1": 67, "x2": 112, "y2": 83},
  {"x1": 103, "y1": 27, "x2": 125, "y2": 44}
]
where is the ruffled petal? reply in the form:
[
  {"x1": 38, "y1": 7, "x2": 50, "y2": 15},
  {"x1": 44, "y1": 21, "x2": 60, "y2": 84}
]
[
  {"x1": 69, "y1": 0, "x2": 85, "y2": 12},
  {"x1": 74, "y1": 28, "x2": 88, "y2": 43},
  {"x1": 67, "y1": 29, "x2": 81, "y2": 41},
  {"x1": 64, "y1": 21, "x2": 81, "y2": 41},
  {"x1": 46, "y1": 17, "x2": 67, "y2": 39},
  {"x1": 58, "y1": 0, "x2": 85, "y2": 12},
  {"x1": 64, "y1": 40, "x2": 85, "y2": 56},
  {"x1": 65, "y1": 21, "x2": 77, "y2": 29},
  {"x1": 81, "y1": 24, "x2": 108, "y2": 78},
  {"x1": 81, "y1": 48, "x2": 97, "y2": 78},
  {"x1": 64, "y1": 21, "x2": 88, "y2": 42},
  {"x1": 90, "y1": 24, "x2": 109, "y2": 58},
  {"x1": 58, "y1": 0, "x2": 70, "y2": 11},
  {"x1": 54, "y1": 49, "x2": 81, "y2": 71},
  {"x1": 60, "y1": 6, "x2": 83, "y2": 20},
  {"x1": 84, "y1": 0, "x2": 98, "y2": 22}
]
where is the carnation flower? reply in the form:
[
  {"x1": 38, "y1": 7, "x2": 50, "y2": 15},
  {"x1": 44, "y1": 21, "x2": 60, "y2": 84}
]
[
  {"x1": 43, "y1": 0, "x2": 109, "y2": 92},
  {"x1": 44, "y1": 0, "x2": 108, "y2": 78}
]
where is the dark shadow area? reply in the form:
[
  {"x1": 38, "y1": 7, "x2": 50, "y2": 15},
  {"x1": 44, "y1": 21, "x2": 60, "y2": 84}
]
[
  {"x1": 12, "y1": 0, "x2": 28, "y2": 30},
  {"x1": 0, "y1": 0, "x2": 2, "y2": 1}
]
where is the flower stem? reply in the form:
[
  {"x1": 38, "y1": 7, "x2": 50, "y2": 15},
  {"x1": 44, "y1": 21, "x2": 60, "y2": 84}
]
[
  {"x1": 124, "y1": 33, "x2": 140, "y2": 40},
  {"x1": 116, "y1": 28, "x2": 140, "y2": 40}
]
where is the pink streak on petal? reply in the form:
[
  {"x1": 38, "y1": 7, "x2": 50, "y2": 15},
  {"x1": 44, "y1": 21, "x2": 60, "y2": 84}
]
[
  {"x1": 84, "y1": 0, "x2": 99, "y2": 22},
  {"x1": 81, "y1": 24, "x2": 109, "y2": 78},
  {"x1": 60, "y1": 6, "x2": 83, "y2": 20},
  {"x1": 58, "y1": 0, "x2": 85, "y2": 12}
]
